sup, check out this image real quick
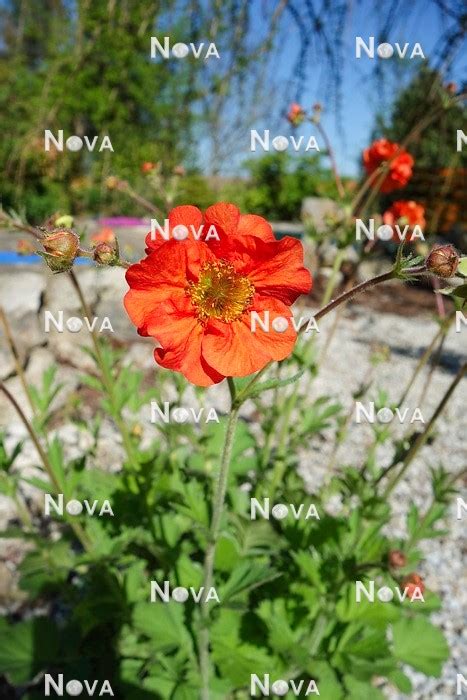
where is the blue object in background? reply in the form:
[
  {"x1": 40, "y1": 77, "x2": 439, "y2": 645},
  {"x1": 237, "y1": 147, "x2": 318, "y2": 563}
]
[{"x1": 0, "y1": 252, "x2": 92, "y2": 265}]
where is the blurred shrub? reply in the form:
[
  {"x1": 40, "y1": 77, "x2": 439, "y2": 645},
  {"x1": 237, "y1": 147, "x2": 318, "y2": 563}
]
[{"x1": 220, "y1": 153, "x2": 347, "y2": 221}]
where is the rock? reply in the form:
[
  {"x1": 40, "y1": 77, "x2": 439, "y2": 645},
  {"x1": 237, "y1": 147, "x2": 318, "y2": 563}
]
[
  {"x1": 45, "y1": 267, "x2": 99, "y2": 312},
  {"x1": 301, "y1": 197, "x2": 344, "y2": 233},
  {"x1": 0, "y1": 271, "x2": 45, "y2": 317}
]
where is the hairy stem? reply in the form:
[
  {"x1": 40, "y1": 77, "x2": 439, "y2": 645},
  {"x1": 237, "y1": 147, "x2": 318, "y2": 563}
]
[{"x1": 199, "y1": 382, "x2": 239, "y2": 700}]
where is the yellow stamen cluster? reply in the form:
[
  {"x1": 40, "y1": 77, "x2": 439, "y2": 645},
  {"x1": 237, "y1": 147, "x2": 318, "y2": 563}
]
[{"x1": 186, "y1": 260, "x2": 255, "y2": 323}]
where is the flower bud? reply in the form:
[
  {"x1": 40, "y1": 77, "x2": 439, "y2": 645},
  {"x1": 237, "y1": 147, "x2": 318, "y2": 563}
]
[
  {"x1": 38, "y1": 228, "x2": 79, "y2": 273},
  {"x1": 42, "y1": 228, "x2": 79, "y2": 258},
  {"x1": 388, "y1": 549, "x2": 407, "y2": 568},
  {"x1": 39, "y1": 228, "x2": 79, "y2": 273},
  {"x1": 401, "y1": 573, "x2": 424, "y2": 598},
  {"x1": 93, "y1": 240, "x2": 119, "y2": 266},
  {"x1": 426, "y1": 244, "x2": 459, "y2": 278},
  {"x1": 286, "y1": 103, "x2": 306, "y2": 126},
  {"x1": 105, "y1": 176, "x2": 119, "y2": 190}
]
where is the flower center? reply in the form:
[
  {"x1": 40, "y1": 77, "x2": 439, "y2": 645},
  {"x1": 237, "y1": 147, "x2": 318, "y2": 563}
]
[{"x1": 186, "y1": 260, "x2": 255, "y2": 323}]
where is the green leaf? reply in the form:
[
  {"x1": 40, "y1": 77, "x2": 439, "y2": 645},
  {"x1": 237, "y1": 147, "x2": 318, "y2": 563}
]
[
  {"x1": 0, "y1": 618, "x2": 59, "y2": 684},
  {"x1": 344, "y1": 676, "x2": 385, "y2": 699},
  {"x1": 239, "y1": 370, "x2": 305, "y2": 400},
  {"x1": 448, "y1": 284, "x2": 467, "y2": 299},
  {"x1": 310, "y1": 661, "x2": 344, "y2": 700},
  {"x1": 220, "y1": 562, "x2": 280, "y2": 603},
  {"x1": 457, "y1": 257, "x2": 467, "y2": 276},
  {"x1": 392, "y1": 617, "x2": 449, "y2": 675},
  {"x1": 211, "y1": 609, "x2": 242, "y2": 649},
  {"x1": 211, "y1": 639, "x2": 272, "y2": 686},
  {"x1": 256, "y1": 599, "x2": 298, "y2": 654},
  {"x1": 19, "y1": 541, "x2": 75, "y2": 594},
  {"x1": 299, "y1": 396, "x2": 342, "y2": 434},
  {"x1": 214, "y1": 534, "x2": 241, "y2": 572},
  {"x1": 21, "y1": 476, "x2": 53, "y2": 492},
  {"x1": 387, "y1": 669, "x2": 412, "y2": 693},
  {"x1": 173, "y1": 480, "x2": 209, "y2": 526},
  {"x1": 176, "y1": 554, "x2": 204, "y2": 589},
  {"x1": 336, "y1": 584, "x2": 400, "y2": 626},
  {"x1": 133, "y1": 602, "x2": 192, "y2": 653}
]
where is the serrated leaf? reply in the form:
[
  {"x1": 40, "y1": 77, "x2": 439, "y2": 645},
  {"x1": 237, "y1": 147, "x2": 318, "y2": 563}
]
[
  {"x1": 0, "y1": 618, "x2": 59, "y2": 684},
  {"x1": 211, "y1": 639, "x2": 272, "y2": 686},
  {"x1": 220, "y1": 562, "x2": 280, "y2": 603},
  {"x1": 133, "y1": 602, "x2": 192, "y2": 652},
  {"x1": 392, "y1": 617, "x2": 449, "y2": 675},
  {"x1": 256, "y1": 599, "x2": 298, "y2": 654},
  {"x1": 309, "y1": 661, "x2": 344, "y2": 700}
]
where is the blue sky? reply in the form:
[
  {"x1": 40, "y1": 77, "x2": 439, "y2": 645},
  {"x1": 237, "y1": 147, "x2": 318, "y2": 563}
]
[{"x1": 238, "y1": 0, "x2": 466, "y2": 177}]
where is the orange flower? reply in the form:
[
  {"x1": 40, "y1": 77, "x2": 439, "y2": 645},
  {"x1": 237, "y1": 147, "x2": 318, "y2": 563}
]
[
  {"x1": 401, "y1": 573, "x2": 425, "y2": 599},
  {"x1": 286, "y1": 103, "x2": 306, "y2": 126},
  {"x1": 124, "y1": 203, "x2": 312, "y2": 386},
  {"x1": 91, "y1": 227, "x2": 116, "y2": 245},
  {"x1": 141, "y1": 161, "x2": 156, "y2": 173},
  {"x1": 382, "y1": 200, "x2": 426, "y2": 242},
  {"x1": 363, "y1": 139, "x2": 414, "y2": 193}
]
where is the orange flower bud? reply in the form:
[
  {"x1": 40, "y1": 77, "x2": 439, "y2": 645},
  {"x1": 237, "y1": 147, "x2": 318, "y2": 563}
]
[
  {"x1": 426, "y1": 244, "x2": 459, "y2": 278},
  {"x1": 286, "y1": 103, "x2": 306, "y2": 126},
  {"x1": 42, "y1": 229, "x2": 79, "y2": 258},
  {"x1": 388, "y1": 550, "x2": 407, "y2": 568},
  {"x1": 93, "y1": 241, "x2": 119, "y2": 266},
  {"x1": 39, "y1": 228, "x2": 80, "y2": 273}
]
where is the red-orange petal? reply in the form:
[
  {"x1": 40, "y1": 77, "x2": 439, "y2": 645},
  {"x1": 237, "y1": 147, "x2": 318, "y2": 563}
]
[
  {"x1": 202, "y1": 297, "x2": 297, "y2": 377},
  {"x1": 124, "y1": 240, "x2": 214, "y2": 334},
  {"x1": 232, "y1": 235, "x2": 312, "y2": 305},
  {"x1": 236, "y1": 214, "x2": 275, "y2": 241},
  {"x1": 148, "y1": 297, "x2": 224, "y2": 386},
  {"x1": 204, "y1": 202, "x2": 241, "y2": 237},
  {"x1": 145, "y1": 205, "x2": 204, "y2": 252}
]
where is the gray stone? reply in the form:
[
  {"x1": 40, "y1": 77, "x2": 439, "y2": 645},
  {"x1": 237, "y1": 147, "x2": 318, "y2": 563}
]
[
  {"x1": 0, "y1": 271, "x2": 45, "y2": 317},
  {"x1": 301, "y1": 197, "x2": 344, "y2": 232}
]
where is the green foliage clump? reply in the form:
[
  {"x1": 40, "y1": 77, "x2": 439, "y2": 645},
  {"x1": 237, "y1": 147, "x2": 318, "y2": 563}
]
[
  {"x1": 221, "y1": 153, "x2": 346, "y2": 221},
  {"x1": 0, "y1": 335, "x2": 454, "y2": 698}
]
